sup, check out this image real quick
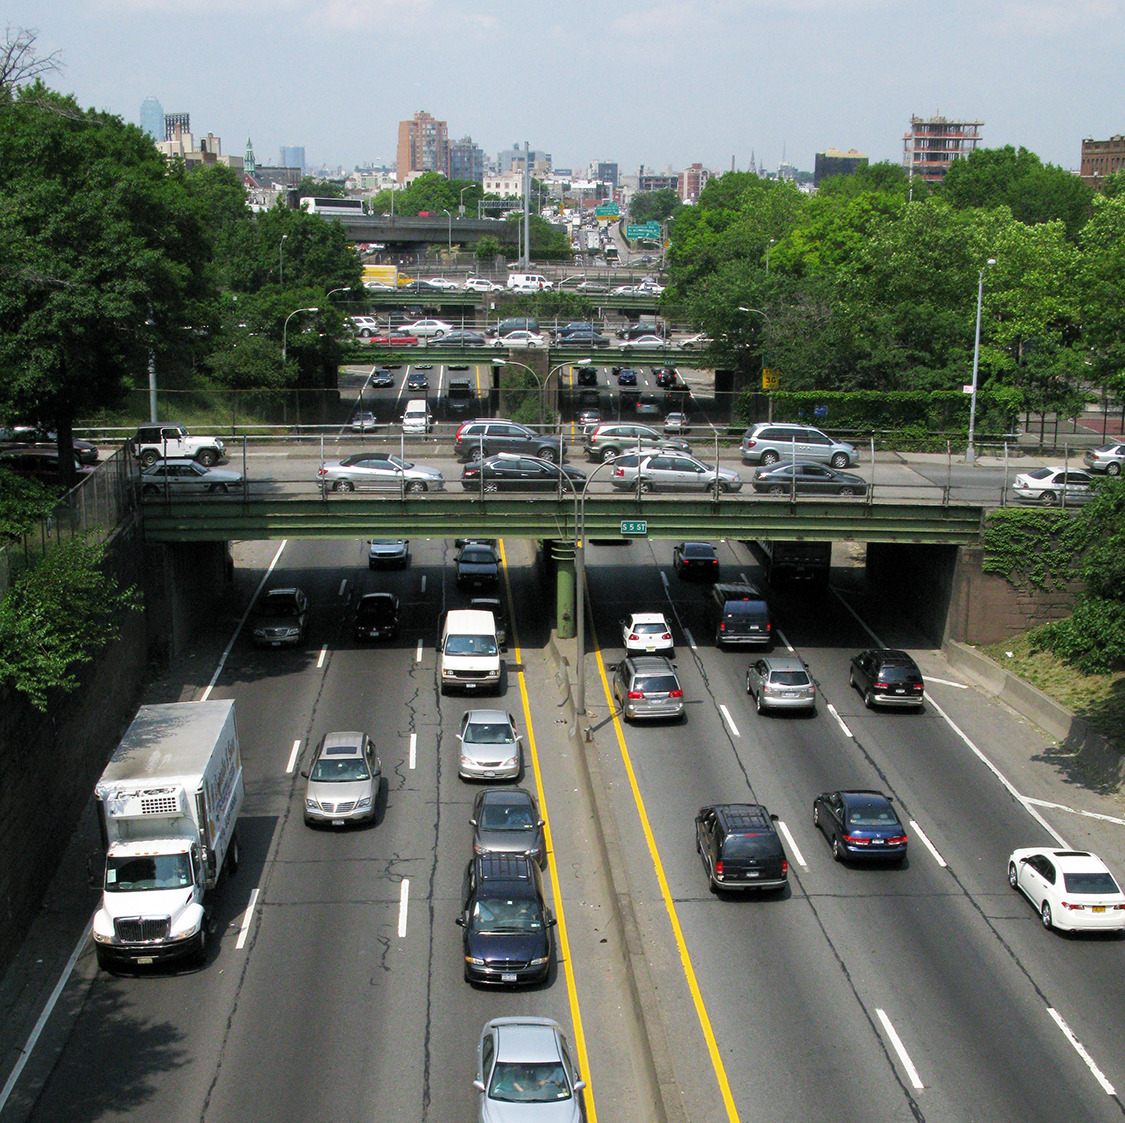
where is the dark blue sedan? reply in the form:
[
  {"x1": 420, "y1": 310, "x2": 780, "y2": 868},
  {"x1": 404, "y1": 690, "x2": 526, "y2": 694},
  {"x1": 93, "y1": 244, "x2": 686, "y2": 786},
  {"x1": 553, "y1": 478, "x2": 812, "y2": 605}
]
[
  {"x1": 616, "y1": 368, "x2": 638, "y2": 386},
  {"x1": 813, "y1": 790, "x2": 908, "y2": 864}
]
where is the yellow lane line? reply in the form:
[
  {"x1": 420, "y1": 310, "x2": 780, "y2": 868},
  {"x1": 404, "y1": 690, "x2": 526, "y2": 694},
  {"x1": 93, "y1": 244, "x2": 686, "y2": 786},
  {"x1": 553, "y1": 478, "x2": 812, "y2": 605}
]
[
  {"x1": 498, "y1": 539, "x2": 598, "y2": 1123},
  {"x1": 592, "y1": 635, "x2": 741, "y2": 1121}
]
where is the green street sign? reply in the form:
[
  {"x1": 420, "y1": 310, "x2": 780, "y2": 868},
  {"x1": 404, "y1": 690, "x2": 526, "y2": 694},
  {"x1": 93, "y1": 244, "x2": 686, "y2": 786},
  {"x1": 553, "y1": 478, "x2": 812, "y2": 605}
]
[
  {"x1": 620, "y1": 519, "x2": 648, "y2": 536},
  {"x1": 626, "y1": 222, "x2": 661, "y2": 240},
  {"x1": 595, "y1": 203, "x2": 620, "y2": 217}
]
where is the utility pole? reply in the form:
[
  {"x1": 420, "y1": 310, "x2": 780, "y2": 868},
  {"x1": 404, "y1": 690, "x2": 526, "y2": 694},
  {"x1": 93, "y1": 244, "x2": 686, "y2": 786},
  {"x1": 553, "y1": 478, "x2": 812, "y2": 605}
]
[{"x1": 523, "y1": 140, "x2": 530, "y2": 270}]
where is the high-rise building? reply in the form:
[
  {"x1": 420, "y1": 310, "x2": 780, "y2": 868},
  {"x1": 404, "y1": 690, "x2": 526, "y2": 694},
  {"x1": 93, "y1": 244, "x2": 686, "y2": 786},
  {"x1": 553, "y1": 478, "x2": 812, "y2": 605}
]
[
  {"x1": 140, "y1": 96, "x2": 164, "y2": 141},
  {"x1": 164, "y1": 112, "x2": 190, "y2": 142},
  {"x1": 449, "y1": 136, "x2": 485, "y2": 184},
  {"x1": 498, "y1": 144, "x2": 551, "y2": 176},
  {"x1": 595, "y1": 161, "x2": 618, "y2": 189},
  {"x1": 396, "y1": 111, "x2": 449, "y2": 182},
  {"x1": 280, "y1": 146, "x2": 306, "y2": 173},
  {"x1": 678, "y1": 163, "x2": 711, "y2": 203},
  {"x1": 1080, "y1": 135, "x2": 1125, "y2": 188},
  {"x1": 902, "y1": 114, "x2": 983, "y2": 183},
  {"x1": 814, "y1": 148, "x2": 868, "y2": 186}
]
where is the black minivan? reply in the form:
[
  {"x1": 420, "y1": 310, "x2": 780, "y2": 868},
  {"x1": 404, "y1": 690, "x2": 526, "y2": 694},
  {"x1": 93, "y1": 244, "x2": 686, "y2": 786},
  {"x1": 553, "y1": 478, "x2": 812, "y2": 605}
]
[{"x1": 709, "y1": 583, "x2": 772, "y2": 648}]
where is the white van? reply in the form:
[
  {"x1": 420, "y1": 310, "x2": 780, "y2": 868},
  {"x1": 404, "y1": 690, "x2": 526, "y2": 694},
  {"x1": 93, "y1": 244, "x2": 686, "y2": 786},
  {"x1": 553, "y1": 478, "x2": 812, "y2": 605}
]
[
  {"x1": 402, "y1": 399, "x2": 433, "y2": 434},
  {"x1": 440, "y1": 609, "x2": 501, "y2": 694},
  {"x1": 507, "y1": 273, "x2": 554, "y2": 293}
]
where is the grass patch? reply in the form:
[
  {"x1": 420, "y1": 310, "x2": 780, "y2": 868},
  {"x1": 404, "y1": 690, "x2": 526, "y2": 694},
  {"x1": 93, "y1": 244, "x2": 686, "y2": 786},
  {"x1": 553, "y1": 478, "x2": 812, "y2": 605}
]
[{"x1": 982, "y1": 632, "x2": 1125, "y2": 750}]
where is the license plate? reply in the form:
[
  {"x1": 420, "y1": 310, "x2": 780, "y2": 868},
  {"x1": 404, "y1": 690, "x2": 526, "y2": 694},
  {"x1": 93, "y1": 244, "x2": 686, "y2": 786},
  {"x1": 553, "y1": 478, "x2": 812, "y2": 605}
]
[
  {"x1": 871, "y1": 839, "x2": 885, "y2": 845},
  {"x1": 783, "y1": 691, "x2": 796, "y2": 698},
  {"x1": 1093, "y1": 906, "x2": 1106, "y2": 913},
  {"x1": 501, "y1": 973, "x2": 517, "y2": 983},
  {"x1": 744, "y1": 870, "x2": 759, "y2": 878},
  {"x1": 270, "y1": 641, "x2": 281, "y2": 647},
  {"x1": 894, "y1": 688, "x2": 905, "y2": 694},
  {"x1": 332, "y1": 819, "x2": 345, "y2": 827},
  {"x1": 136, "y1": 956, "x2": 154, "y2": 965}
]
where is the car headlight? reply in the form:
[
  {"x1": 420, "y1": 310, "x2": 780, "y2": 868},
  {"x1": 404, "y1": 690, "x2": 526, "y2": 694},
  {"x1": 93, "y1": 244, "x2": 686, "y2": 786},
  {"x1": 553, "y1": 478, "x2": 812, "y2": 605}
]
[
  {"x1": 500, "y1": 756, "x2": 518, "y2": 769},
  {"x1": 460, "y1": 754, "x2": 474, "y2": 767},
  {"x1": 305, "y1": 798, "x2": 320, "y2": 811},
  {"x1": 466, "y1": 956, "x2": 485, "y2": 967},
  {"x1": 530, "y1": 956, "x2": 549, "y2": 967},
  {"x1": 356, "y1": 796, "x2": 372, "y2": 809}
]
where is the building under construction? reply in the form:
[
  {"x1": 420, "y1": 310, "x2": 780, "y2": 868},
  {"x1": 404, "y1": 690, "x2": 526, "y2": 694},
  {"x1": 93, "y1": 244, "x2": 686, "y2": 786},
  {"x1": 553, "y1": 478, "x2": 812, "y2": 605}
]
[{"x1": 902, "y1": 115, "x2": 983, "y2": 183}]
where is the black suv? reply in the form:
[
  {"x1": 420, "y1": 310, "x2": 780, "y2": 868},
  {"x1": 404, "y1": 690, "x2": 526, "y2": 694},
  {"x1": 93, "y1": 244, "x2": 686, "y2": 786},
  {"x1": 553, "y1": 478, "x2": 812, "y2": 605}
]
[
  {"x1": 695, "y1": 804, "x2": 788, "y2": 893},
  {"x1": 849, "y1": 649, "x2": 925, "y2": 709},
  {"x1": 456, "y1": 854, "x2": 554, "y2": 985},
  {"x1": 708, "y1": 583, "x2": 772, "y2": 648},
  {"x1": 454, "y1": 419, "x2": 566, "y2": 463}
]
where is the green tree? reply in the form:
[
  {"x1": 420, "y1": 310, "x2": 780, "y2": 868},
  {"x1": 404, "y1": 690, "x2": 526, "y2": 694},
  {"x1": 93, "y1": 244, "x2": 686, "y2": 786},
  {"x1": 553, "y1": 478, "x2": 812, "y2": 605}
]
[
  {"x1": 0, "y1": 83, "x2": 214, "y2": 484},
  {"x1": 475, "y1": 235, "x2": 502, "y2": 263},
  {"x1": 296, "y1": 175, "x2": 345, "y2": 199},
  {"x1": 1077, "y1": 194, "x2": 1125, "y2": 402},
  {"x1": 629, "y1": 188, "x2": 679, "y2": 225},
  {"x1": 0, "y1": 469, "x2": 54, "y2": 540}
]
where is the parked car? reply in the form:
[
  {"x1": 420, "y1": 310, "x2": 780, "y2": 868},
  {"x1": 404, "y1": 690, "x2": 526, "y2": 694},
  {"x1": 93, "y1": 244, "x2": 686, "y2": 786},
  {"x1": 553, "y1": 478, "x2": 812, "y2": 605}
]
[
  {"x1": 616, "y1": 368, "x2": 638, "y2": 386},
  {"x1": 849, "y1": 648, "x2": 925, "y2": 708},
  {"x1": 1008, "y1": 848, "x2": 1125, "y2": 932},
  {"x1": 457, "y1": 709, "x2": 522, "y2": 781},
  {"x1": 1012, "y1": 466, "x2": 1095, "y2": 506},
  {"x1": 746, "y1": 655, "x2": 816, "y2": 713},
  {"x1": 250, "y1": 587, "x2": 308, "y2": 647},
  {"x1": 584, "y1": 422, "x2": 690, "y2": 462},
  {"x1": 490, "y1": 330, "x2": 547, "y2": 349},
  {"x1": 318, "y1": 454, "x2": 445, "y2": 494},
  {"x1": 752, "y1": 462, "x2": 868, "y2": 497},
  {"x1": 456, "y1": 542, "x2": 500, "y2": 589},
  {"x1": 695, "y1": 804, "x2": 788, "y2": 893},
  {"x1": 353, "y1": 592, "x2": 399, "y2": 640},
  {"x1": 673, "y1": 541, "x2": 719, "y2": 579},
  {"x1": 406, "y1": 370, "x2": 429, "y2": 390},
  {"x1": 457, "y1": 855, "x2": 554, "y2": 985},
  {"x1": 472, "y1": 1017, "x2": 585, "y2": 1120},
  {"x1": 1082, "y1": 444, "x2": 1125, "y2": 476},
  {"x1": 302, "y1": 731, "x2": 381, "y2": 828},
  {"x1": 368, "y1": 539, "x2": 410, "y2": 568},
  {"x1": 139, "y1": 459, "x2": 243, "y2": 495},
  {"x1": 813, "y1": 790, "x2": 908, "y2": 864},
  {"x1": 471, "y1": 788, "x2": 545, "y2": 866},
  {"x1": 621, "y1": 612, "x2": 673, "y2": 654},
  {"x1": 612, "y1": 452, "x2": 742, "y2": 494},
  {"x1": 740, "y1": 423, "x2": 858, "y2": 468},
  {"x1": 461, "y1": 455, "x2": 586, "y2": 493},
  {"x1": 0, "y1": 447, "x2": 94, "y2": 491},
  {"x1": 454, "y1": 419, "x2": 565, "y2": 463},
  {"x1": 612, "y1": 655, "x2": 685, "y2": 722}
]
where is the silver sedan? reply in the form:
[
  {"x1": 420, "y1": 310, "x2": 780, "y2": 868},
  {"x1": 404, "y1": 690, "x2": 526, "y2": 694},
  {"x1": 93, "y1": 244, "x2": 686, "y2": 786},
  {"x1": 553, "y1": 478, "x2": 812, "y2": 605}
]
[
  {"x1": 611, "y1": 452, "x2": 742, "y2": 494},
  {"x1": 317, "y1": 454, "x2": 445, "y2": 494},
  {"x1": 140, "y1": 458, "x2": 243, "y2": 495}
]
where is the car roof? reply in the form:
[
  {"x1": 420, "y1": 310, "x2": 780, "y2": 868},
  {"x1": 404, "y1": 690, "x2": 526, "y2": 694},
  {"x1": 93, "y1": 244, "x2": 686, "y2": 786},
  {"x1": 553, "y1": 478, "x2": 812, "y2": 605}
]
[
  {"x1": 626, "y1": 655, "x2": 676, "y2": 672},
  {"x1": 319, "y1": 731, "x2": 366, "y2": 757},
  {"x1": 839, "y1": 789, "x2": 894, "y2": 808},
  {"x1": 491, "y1": 1018, "x2": 563, "y2": 1062},
  {"x1": 474, "y1": 853, "x2": 535, "y2": 882},
  {"x1": 680, "y1": 541, "x2": 715, "y2": 552},
  {"x1": 479, "y1": 787, "x2": 535, "y2": 808},
  {"x1": 865, "y1": 648, "x2": 919, "y2": 665},
  {"x1": 465, "y1": 708, "x2": 510, "y2": 724},
  {"x1": 358, "y1": 591, "x2": 397, "y2": 602},
  {"x1": 265, "y1": 586, "x2": 300, "y2": 597},
  {"x1": 713, "y1": 582, "x2": 763, "y2": 599},
  {"x1": 713, "y1": 803, "x2": 775, "y2": 830},
  {"x1": 628, "y1": 612, "x2": 668, "y2": 624},
  {"x1": 758, "y1": 655, "x2": 807, "y2": 673},
  {"x1": 1038, "y1": 849, "x2": 1109, "y2": 871}
]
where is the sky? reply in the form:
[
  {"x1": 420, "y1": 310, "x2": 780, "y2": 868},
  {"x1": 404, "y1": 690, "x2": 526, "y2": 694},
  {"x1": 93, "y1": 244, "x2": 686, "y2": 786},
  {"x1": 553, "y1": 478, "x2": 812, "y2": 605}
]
[{"x1": 14, "y1": 0, "x2": 1125, "y2": 178}]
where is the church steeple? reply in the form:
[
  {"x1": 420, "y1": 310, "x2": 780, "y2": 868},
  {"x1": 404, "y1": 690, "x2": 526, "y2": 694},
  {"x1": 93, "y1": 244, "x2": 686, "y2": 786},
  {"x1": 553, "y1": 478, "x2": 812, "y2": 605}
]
[{"x1": 244, "y1": 137, "x2": 256, "y2": 175}]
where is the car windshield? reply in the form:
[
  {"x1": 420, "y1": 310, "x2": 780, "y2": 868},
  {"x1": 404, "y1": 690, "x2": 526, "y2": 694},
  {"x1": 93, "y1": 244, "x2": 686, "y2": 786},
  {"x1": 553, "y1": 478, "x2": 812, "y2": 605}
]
[
  {"x1": 464, "y1": 721, "x2": 514, "y2": 744},
  {"x1": 722, "y1": 833, "x2": 780, "y2": 860},
  {"x1": 879, "y1": 666, "x2": 918, "y2": 682},
  {"x1": 632, "y1": 622, "x2": 667, "y2": 634},
  {"x1": 632, "y1": 674, "x2": 678, "y2": 693},
  {"x1": 461, "y1": 548, "x2": 496, "y2": 564},
  {"x1": 488, "y1": 1060, "x2": 571, "y2": 1103},
  {"x1": 480, "y1": 802, "x2": 535, "y2": 830},
  {"x1": 105, "y1": 852, "x2": 192, "y2": 892},
  {"x1": 259, "y1": 597, "x2": 299, "y2": 617},
  {"x1": 1062, "y1": 871, "x2": 1120, "y2": 894},
  {"x1": 358, "y1": 601, "x2": 394, "y2": 622},
  {"x1": 847, "y1": 805, "x2": 898, "y2": 827},
  {"x1": 770, "y1": 671, "x2": 811, "y2": 686},
  {"x1": 445, "y1": 635, "x2": 498, "y2": 657},
  {"x1": 311, "y1": 756, "x2": 371, "y2": 782},
  {"x1": 470, "y1": 897, "x2": 542, "y2": 933},
  {"x1": 684, "y1": 545, "x2": 713, "y2": 558}
]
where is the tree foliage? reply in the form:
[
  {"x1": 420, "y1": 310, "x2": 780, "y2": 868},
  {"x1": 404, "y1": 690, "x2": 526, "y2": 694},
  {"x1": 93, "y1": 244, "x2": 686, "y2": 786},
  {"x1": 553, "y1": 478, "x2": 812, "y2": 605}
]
[{"x1": 629, "y1": 188, "x2": 679, "y2": 226}]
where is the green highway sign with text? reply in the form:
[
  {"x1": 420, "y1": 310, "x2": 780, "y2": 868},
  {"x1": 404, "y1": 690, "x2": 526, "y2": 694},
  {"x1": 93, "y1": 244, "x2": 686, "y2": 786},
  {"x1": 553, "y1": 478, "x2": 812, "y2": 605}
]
[
  {"x1": 626, "y1": 222, "x2": 661, "y2": 240},
  {"x1": 620, "y1": 519, "x2": 648, "y2": 536},
  {"x1": 595, "y1": 203, "x2": 620, "y2": 217}
]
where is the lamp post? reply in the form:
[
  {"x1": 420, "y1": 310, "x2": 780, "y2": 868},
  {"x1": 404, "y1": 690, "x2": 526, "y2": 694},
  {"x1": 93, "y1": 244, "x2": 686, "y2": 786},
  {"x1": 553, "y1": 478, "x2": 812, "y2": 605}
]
[
  {"x1": 459, "y1": 185, "x2": 470, "y2": 217},
  {"x1": 738, "y1": 305, "x2": 772, "y2": 420},
  {"x1": 966, "y1": 258, "x2": 996, "y2": 465},
  {"x1": 496, "y1": 358, "x2": 589, "y2": 432},
  {"x1": 765, "y1": 238, "x2": 776, "y2": 274},
  {"x1": 279, "y1": 234, "x2": 288, "y2": 287},
  {"x1": 282, "y1": 306, "x2": 319, "y2": 367},
  {"x1": 443, "y1": 208, "x2": 452, "y2": 254}
]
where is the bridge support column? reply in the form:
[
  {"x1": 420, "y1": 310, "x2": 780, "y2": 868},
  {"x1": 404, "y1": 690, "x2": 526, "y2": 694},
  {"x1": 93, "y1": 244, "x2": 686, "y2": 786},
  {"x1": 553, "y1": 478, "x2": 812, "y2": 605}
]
[{"x1": 552, "y1": 540, "x2": 576, "y2": 639}]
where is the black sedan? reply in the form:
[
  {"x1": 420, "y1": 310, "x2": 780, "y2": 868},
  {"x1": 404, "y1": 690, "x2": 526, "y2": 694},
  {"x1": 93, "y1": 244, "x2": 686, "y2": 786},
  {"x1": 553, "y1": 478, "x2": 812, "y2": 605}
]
[
  {"x1": 456, "y1": 543, "x2": 500, "y2": 589},
  {"x1": 849, "y1": 649, "x2": 925, "y2": 708},
  {"x1": 813, "y1": 790, "x2": 908, "y2": 864},
  {"x1": 672, "y1": 541, "x2": 720, "y2": 579},
  {"x1": 653, "y1": 367, "x2": 678, "y2": 389},
  {"x1": 752, "y1": 462, "x2": 868, "y2": 497},
  {"x1": 353, "y1": 592, "x2": 399, "y2": 640},
  {"x1": 370, "y1": 367, "x2": 395, "y2": 388},
  {"x1": 557, "y1": 329, "x2": 610, "y2": 348},
  {"x1": 440, "y1": 330, "x2": 488, "y2": 347},
  {"x1": 406, "y1": 371, "x2": 429, "y2": 390},
  {"x1": 461, "y1": 455, "x2": 586, "y2": 494}
]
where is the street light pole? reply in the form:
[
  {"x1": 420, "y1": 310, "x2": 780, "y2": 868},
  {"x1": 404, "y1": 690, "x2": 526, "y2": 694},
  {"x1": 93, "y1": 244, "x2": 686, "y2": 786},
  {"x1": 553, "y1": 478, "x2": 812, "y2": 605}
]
[
  {"x1": 766, "y1": 238, "x2": 775, "y2": 274},
  {"x1": 459, "y1": 185, "x2": 470, "y2": 217},
  {"x1": 738, "y1": 305, "x2": 772, "y2": 421},
  {"x1": 496, "y1": 358, "x2": 589, "y2": 432},
  {"x1": 443, "y1": 208, "x2": 452, "y2": 254},
  {"x1": 279, "y1": 234, "x2": 288, "y2": 287},
  {"x1": 966, "y1": 258, "x2": 996, "y2": 465},
  {"x1": 282, "y1": 305, "x2": 319, "y2": 367}
]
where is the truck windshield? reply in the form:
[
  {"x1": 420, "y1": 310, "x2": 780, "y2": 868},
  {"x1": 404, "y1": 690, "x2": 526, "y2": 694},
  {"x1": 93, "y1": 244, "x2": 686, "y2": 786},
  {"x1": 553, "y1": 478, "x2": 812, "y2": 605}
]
[{"x1": 106, "y1": 852, "x2": 193, "y2": 891}]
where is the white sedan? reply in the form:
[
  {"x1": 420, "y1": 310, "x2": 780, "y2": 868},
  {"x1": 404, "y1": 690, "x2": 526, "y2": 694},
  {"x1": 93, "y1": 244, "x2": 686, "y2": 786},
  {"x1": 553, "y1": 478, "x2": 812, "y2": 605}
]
[
  {"x1": 400, "y1": 318, "x2": 453, "y2": 339},
  {"x1": 621, "y1": 335, "x2": 677, "y2": 350},
  {"x1": 426, "y1": 277, "x2": 461, "y2": 290},
  {"x1": 1008, "y1": 847, "x2": 1125, "y2": 932},
  {"x1": 490, "y1": 330, "x2": 546, "y2": 349},
  {"x1": 1012, "y1": 466, "x2": 1095, "y2": 506},
  {"x1": 463, "y1": 277, "x2": 503, "y2": 292},
  {"x1": 621, "y1": 612, "x2": 674, "y2": 654}
]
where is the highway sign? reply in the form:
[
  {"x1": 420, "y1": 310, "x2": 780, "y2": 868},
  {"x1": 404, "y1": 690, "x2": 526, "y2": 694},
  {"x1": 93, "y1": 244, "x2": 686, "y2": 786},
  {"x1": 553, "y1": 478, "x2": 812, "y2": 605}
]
[
  {"x1": 620, "y1": 519, "x2": 648, "y2": 536},
  {"x1": 595, "y1": 203, "x2": 620, "y2": 218},
  {"x1": 626, "y1": 222, "x2": 661, "y2": 240},
  {"x1": 762, "y1": 369, "x2": 781, "y2": 391}
]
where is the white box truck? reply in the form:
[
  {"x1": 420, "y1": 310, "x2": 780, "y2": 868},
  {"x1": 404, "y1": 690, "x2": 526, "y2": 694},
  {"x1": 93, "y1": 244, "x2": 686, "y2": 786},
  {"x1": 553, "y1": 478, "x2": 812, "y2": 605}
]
[{"x1": 91, "y1": 699, "x2": 244, "y2": 971}]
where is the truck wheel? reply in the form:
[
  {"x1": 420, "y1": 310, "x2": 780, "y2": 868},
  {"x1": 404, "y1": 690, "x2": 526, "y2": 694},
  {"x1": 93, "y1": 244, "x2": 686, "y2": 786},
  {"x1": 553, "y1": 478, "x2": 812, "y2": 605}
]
[
  {"x1": 226, "y1": 830, "x2": 240, "y2": 875},
  {"x1": 139, "y1": 449, "x2": 159, "y2": 468},
  {"x1": 197, "y1": 450, "x2": 217, "y2": 468},
  {"x1": 190, "y1": 925, "x2": 208, "y2": 967},
  {"x1": 95, "y1": 946, "x2": 115, "y2": 972}
]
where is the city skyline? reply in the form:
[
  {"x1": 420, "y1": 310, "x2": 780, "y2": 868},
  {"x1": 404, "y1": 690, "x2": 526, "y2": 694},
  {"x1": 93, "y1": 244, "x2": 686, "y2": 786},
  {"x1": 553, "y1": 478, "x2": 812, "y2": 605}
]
[{"x1": 16, "y1": 0, "x2": 1125, "y2": 178}]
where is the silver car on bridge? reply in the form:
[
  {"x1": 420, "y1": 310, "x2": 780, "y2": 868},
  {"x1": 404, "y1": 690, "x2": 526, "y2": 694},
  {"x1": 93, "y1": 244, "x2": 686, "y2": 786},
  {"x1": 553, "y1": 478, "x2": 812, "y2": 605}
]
[{"x1": 317, "y1": 454, "x2": 445, "y2": 494}]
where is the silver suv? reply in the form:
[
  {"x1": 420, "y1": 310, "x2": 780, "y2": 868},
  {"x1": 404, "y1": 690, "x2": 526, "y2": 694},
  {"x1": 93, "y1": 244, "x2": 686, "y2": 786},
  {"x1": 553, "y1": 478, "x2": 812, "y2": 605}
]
[
  {"x1": 739, "y1": 423, "x2": 856, "y2": 468},
  {"x1": 302, "y1": 731, "x2": 381, "y2": 827},
  {"x1": 584, "y1": 422, "x2": 691, "y2": 463},
  {"x1": 612, "y1": 655, "x2": 685, "y2": 722}
]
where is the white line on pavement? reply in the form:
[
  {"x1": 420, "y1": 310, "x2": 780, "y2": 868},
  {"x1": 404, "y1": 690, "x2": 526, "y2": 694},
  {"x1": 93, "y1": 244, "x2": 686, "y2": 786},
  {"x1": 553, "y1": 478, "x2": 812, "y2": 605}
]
[
  {"x1": 924, "y1": 675, "x2": 968, "y2": 689},
  {"x1": 420, "y1": 575, "x2": 427, "y2": 594},
  {"x1": 415, "y1": 639, "x2": 423, "y2": 663},
  {"x1": 739, "y1": 571, "x2": 749, "y2": 584},
  {"x1": 719, "y1": 704, "x2": 740, "y2": 737},
  {"x1": 684, "y1": 627, "x2": 697, "y2": 651},
  {"x1": 1048, "y1": 1008, "x2": 1115, "y2": 1095},
  {"x1": 236, "y1": 888, "x2": 259, "y2": 950},
  {"x1": 660, "y1": 571, "x2": 670, "y2": 591},
  {"x1": 398, "y1": 879, "x2": 410, "y2": 938},
  {"x1": 316, "y1": 644, "x2": 328, "y2": 669},
  {"x1": 908, "y1": 820, "x2": 948, "y2": 868},
  {"x1": 1024, "y1": 798, "x2": 1125, "y2": 827},
  {"x1": 826, "y1": 702, "x2": 853, "y2": 739},
  {"x1": 875, "y1": 1008, "x2": 924, "y2": 1090},
  {"x1": 338, "y1": 578, "x2": 347, "y2": 597},
  {"x1": 285, "y1": 739, "x2": 301, "y2": 774},
  {"x1": 409, "y1": 733, "x2": 417, "y2": 770},
  {"x1": 776, "y1": 820, "x2": 807, "y2": 869},
  {"x1": 776, "y1": 628, "x2": 795, "y2": 652}
]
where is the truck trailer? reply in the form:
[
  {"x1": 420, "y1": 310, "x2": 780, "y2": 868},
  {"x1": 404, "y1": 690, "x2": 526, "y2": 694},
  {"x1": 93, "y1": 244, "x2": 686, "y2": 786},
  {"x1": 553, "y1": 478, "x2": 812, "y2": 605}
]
[{"x1": 91, "y1": 699, "x2": 244, "y2": 971}]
